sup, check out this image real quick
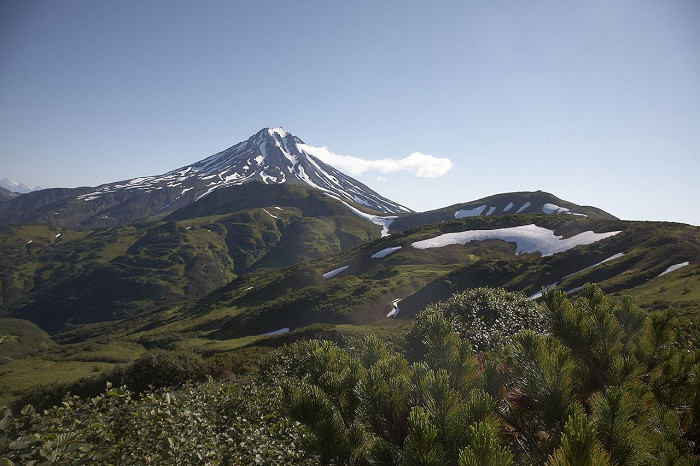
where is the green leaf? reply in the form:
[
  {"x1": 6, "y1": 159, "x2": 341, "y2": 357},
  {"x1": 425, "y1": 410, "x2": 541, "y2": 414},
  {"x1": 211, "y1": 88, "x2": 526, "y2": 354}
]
[{"x1": 0, "y1": 413, "x2": 11, "y2": 431}]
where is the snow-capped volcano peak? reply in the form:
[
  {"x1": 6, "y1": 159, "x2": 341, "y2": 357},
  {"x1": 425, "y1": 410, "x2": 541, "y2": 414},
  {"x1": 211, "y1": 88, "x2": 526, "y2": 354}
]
[
  {"x1": 267, "y1": 127, "x2": 288, "y2": 138},
  {"x1": 76, "y1": 128, "x2": 412, "y2": 214}
]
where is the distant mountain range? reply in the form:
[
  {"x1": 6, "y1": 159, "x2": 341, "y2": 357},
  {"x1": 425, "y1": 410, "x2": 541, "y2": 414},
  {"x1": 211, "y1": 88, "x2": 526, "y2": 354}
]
[
  {"x1": 0, "y1": 128, "x2": 412, "y2": 229},
  {"x1": 0, "y1": 178, "x2": 46, "y2": 194},
  {"x1": 0, "y1": 128, "x2": 617, "y2": 232}
]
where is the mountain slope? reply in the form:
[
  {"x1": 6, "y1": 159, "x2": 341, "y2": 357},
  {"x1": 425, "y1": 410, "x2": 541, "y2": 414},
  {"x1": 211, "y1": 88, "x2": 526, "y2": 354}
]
[
  {"x1": 0, "y1": 318, "x2": 57, "y2": 360},
  {"x1": 0, "y1": 186, "x2": 18, "y2": 201},
  {"x1": 1, "y1": 184, "x2": 383, "y2": 333},
  {"x1": 0, "y1": 128, "x2": 410, "y2": 229},
  {"x1": 78, "y1": 215, "x2": 697, "y2": 348}
]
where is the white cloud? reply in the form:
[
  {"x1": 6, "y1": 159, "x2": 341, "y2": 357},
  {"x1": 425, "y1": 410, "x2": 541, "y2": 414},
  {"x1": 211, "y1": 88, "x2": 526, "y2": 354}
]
[{"x1": 297, "y1": 143, "x2": 452, "y2": 178}]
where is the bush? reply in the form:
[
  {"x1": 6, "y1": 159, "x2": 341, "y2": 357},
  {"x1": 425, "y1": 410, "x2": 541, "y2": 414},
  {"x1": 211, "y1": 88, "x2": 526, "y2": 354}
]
[
  {"x1": 11, "y1": 349, "x2": 207, "y2": 413},
  {"x1": 121, "y1": 349, "x2": 206, "y2": 393},
  {"x1": 408, "y1": 287, "x2": 546, "y2": 353},
  {"x1": 281, "y1": 286, "x2": 699, "y2": 464},
  {"x1": 1, "y1": 377, "x2": 313, "y2": 464}
]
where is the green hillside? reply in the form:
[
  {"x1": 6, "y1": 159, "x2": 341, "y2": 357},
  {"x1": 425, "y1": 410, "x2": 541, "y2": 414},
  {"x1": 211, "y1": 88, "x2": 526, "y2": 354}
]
[
  {"x1": 1, "y1": 201, "x2": 697, "y2": 407},
  {"x1": 0, "y1": 317, "x2": 57, "y2": 360},
  {"x1": 73, "y1": 215, "x2": 697, "y2": 356},
  {"x1": 0, "y1": 185, "x2": 382, "y2": 333}
]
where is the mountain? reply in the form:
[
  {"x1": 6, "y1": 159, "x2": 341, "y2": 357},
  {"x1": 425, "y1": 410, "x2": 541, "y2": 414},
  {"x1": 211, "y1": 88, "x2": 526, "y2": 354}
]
[
  {"x1": 388, "y1": 191, "x2": 617, "y2": 232},
  {"x1": 0, "y1": 128, "x2": 411, "y2": 229},
  {"x1": 0, "y1": 178, "x2": 46, "y2": 194}
]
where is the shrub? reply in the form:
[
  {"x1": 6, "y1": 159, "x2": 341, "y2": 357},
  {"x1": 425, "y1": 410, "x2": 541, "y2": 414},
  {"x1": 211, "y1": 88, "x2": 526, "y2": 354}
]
[
  {"x1": 121, "y1": 349, "x2": 206, "y2": 393},
  {"x1": 11, "y1": 349, "x2": 207, "y2": 413},
  {"x1": 1, "y1": 377, "x2": 313, "y2": 464},
  {"x1": 408, "y1": 287, "x2": 546, "y2": 353}
]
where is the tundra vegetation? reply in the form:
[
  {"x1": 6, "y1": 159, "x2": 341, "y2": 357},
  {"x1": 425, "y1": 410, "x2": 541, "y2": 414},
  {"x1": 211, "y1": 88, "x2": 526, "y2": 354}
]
[{"x1": 1, "y1": 285, "x2": 698, "y2": 464}]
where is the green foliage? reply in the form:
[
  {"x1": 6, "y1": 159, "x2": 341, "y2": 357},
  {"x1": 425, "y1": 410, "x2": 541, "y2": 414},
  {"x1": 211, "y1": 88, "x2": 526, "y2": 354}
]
[
  {"x1": 501, "y1": 284, "x2": 699, "y2": 463},
  {"x1": 590, "y1": 387, "x2": 647, "y2": 465},
  {"x1": 2, "y1": 286, "x2": 698, "y2": 465},
  {"x1": 457, "y1": 422, "x2": 513, "y2": 466},
  {"x1": 121, "y1": 348, "x2": 206, "y2": 393},
  {"x1": 12, "y1": 349, "x2": 208, "y2": 413},
  {"x1": 281, "y1": 320, "x2": 508, "y2": 465},
  {"x1": 547, "y1": 412, "x2": 612, "y2": 466},
  {"x1": 1, "y1": 377, "x2": 312, "y2": 465},
  {"x1": 506, "y1": 331, "x2": 578, "y2": 441},
  {"x1": 279, "y1": 286, "x2": 698, "y2": 464},
  {"x1": 410, "y1": 287, "x2": 546, "y2": 352}
]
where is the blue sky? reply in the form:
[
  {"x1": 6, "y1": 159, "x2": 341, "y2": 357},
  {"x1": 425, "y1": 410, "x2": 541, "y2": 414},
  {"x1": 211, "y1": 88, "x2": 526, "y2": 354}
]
[{"x1": 1, "y1": 1, "x2": 699, "y2": 224}]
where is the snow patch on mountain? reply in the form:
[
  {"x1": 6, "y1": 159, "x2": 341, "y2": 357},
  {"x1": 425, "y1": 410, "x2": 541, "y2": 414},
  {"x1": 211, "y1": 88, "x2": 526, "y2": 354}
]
[
  {"x1": 261, "y1": 327, "x2": 290, "y2": 336},
  {"x1": 658, "y1": 262, "x2": 690, "y2": 277},
  {"x1": 412, "y1": 224, "x2": 621, "y2": 257},
  {"x1": 372, "y1": 246, "x2": 402, "y2": 258},
  {"x1": 262, "y1": 208, "x2": 278, "y2": 219},
  {"x1": 543, "y1": 203, "x2": 570, "y2": 214},
  {"x1": 455, "y1": 205, "x2": 487, "y2": 218},
  {"x1": 325, "y1": 194, "x2": 397, "y2": 237},
  {"x1": 559, "y1": 252, "x2": 625, "y2": 282},
  {"x1": 528, "y1": 252, "x2": 626, "y2": 300},
  {"x1": 503, "y1": 202, "x2": 514, "y2": 212},
  {"x1": 387, "y1": 298, "x2": 401, "y2": 318},
  {"x1": 0, "y1": 178, "x2": 46, "y2": 193},
  {"x1": 323, "y1": 265, "x2": 349, "y2": 279},
  {"x1": 516, "y1": 202, "x2": 531, "y2": 213},
  {"x1": 268, "y1": 127, "x2": 288, "y2": 138}
]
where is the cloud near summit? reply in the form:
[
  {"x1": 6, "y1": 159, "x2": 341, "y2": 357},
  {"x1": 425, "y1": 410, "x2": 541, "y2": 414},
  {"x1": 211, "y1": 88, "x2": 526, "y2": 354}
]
[{"x1": 297, "y1": 144, "x2": 452, "y2": 178}]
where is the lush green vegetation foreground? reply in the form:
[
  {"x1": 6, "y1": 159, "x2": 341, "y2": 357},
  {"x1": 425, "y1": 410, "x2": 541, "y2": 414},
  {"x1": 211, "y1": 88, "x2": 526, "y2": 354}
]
[{"x1": 1, "y1": 285, "x2": 698, "y2": 464}]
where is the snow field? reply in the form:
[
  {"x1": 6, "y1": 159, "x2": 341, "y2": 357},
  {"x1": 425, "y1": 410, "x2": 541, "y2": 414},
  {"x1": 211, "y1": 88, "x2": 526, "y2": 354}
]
[
  {"x1": 542, "y1": 203, "x2": 570, "y2": 214},
  {"x1": 516, "y1": 202, "x2": 531, "y2": 213},
  {"x1": 412, "y1": 224, "x2": 621, "y2": 257}
]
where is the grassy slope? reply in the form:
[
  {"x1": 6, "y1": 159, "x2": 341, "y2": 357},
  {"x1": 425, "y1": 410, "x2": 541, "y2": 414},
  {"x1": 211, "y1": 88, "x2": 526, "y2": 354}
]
[
  {"x1": 2, "y1": 187, "x2": 382, "y2": 334},
  {"x1": 0, "y1": 317, "x2": 57, "y2": 359},
  {"x1": 109, "y1": 216, "x2": 623, "y2": 340},
  {"x1": 0, "y1": 316, "x2": 145, "y2": 407},
  {"x1": 134, "y1": 215, "x2": 697, "y2": 347},
  {"x1": 2, "y1": 212, "x2": 697, "y2": 405}
]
